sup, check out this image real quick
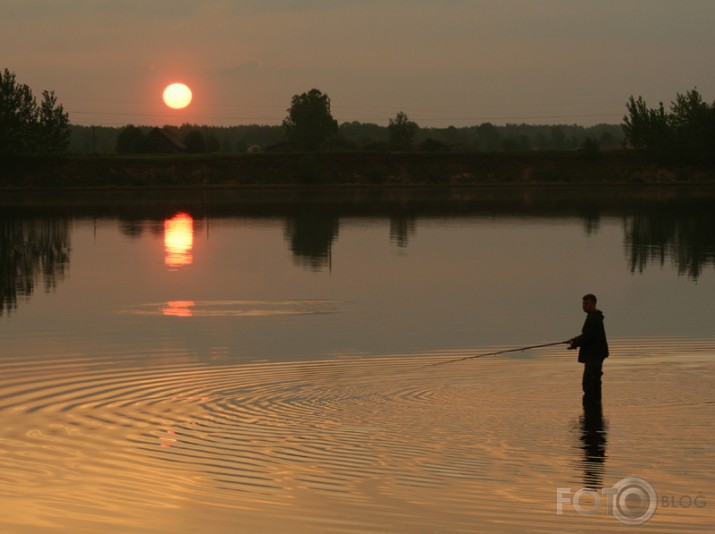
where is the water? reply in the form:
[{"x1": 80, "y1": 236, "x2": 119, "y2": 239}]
[{"x1": 1, "y1": 187, "x2": 714, "y2": 532}]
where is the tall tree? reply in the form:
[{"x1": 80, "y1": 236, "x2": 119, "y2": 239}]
[
  {"x1": 0, "y1": 69, "x2": 36, "y2": 155},
  {"x1": 0, "y1": 68, "x2": 70, "y2": 156},
  {"x1": 622, "y1": 95, "x2": 670, "y2": 151},
  {"x1": 623, "y1": 89, "x2": 714, "y2": 159},
  {"x1": 388, "y1": 111, "x2": 418, "y2": 151},
  {"x1": 36, "y1": 90, "x2": 70, "y2": 155},
  {"x1": 283, "y1": 89, "x2": 338, "y2": 151},
  {"x1": 669, "y1": 89, "x2": 715, "y2": 159}
]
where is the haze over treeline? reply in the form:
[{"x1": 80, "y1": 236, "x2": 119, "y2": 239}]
[
  {"x1": 6, "y1": 66, "x2": 713, "y2": 161},
  {"x1": 5, "y1": 2, "x2": 714, "y2": 129},
  {"x1": 69, "y1": 122, "x2": 623, "y2": 155}
]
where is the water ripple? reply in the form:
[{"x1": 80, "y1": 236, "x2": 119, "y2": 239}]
[
  {"x1": 1, "y1": 338, "x2": 714, "y2": 532},
  {"x1": 119, "y1": 299, "x2": 345, "y2": 318}
]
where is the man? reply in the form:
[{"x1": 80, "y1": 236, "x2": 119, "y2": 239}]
[{"x1": 568, "y1": 294, "x2": 609, "y2": 404}]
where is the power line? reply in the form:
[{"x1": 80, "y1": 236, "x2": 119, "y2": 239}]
[{"x1": 68, "y1": 109, "x2": 623, "y2": 127}]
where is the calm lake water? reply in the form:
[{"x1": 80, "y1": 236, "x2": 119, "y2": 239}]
[{"x1": 1, "y1": 186, "x2": 714, "y2": 533}]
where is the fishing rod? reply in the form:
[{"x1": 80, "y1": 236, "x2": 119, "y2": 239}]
[{"x1": 424, "y1": 340, "x2": 570, "y2": 368}]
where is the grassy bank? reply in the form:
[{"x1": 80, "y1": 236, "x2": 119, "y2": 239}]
[{"x1": 1, "y1": 151, "x2": 714, "y2": 189}]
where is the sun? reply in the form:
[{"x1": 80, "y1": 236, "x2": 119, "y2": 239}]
[{"x1": 163, "y1": 83, "x2": 192, "y2": 109}]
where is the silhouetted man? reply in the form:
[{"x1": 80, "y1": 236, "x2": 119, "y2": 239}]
[{"x1": 568, "y1": 294, "x2": 609, "y2": 405}]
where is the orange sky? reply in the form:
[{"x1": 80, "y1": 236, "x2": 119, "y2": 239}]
[{"x1": 2, "y1": 0, "x2": 715, "y2": 127}]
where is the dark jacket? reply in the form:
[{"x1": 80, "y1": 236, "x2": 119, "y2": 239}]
[{"x1": 572, "y1": 310, "x2": 609, "y2": 363}]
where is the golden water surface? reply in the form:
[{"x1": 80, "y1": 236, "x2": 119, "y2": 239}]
[{"x1": 1, "y1": 189, "x2": 714, "y2": 532}]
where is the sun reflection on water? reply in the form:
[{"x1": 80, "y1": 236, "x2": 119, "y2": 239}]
[
  {"x1": 164, "y1": 213, "x2": 193, "y2": 269},
  {"x1": 162, "y1": 300, "x2": 195, "y2": 317}
]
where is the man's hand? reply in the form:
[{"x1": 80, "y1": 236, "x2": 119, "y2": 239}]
[{"x1": 567, "y1": 338, "x2": 576, "y2": 350}]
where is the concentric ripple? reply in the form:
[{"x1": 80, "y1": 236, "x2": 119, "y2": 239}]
[
  {"x1": 1, "y1": 338, "x2": 714, "y2": 533},
  {"x1": 119, "y1": 299, "x2": 344, "y2": 318}
]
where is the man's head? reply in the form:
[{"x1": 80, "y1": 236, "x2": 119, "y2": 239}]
[{"x1": 582, "y1": 293, "x2": 597, "y2": 313}]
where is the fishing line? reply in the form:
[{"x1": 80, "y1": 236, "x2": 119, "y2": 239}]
[{"x1": 423, "y1": 340, "x2": 569, "y2": 369}]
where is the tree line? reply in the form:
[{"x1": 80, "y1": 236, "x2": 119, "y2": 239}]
[
  {"x1": 74, "y1": 119, "x2": 622, "y2": 155},
  {"x1": 72, "y1": 88, "x2": 624, "y2": 155},
  {"x1": 3, "y1": 67, "x2": 713, "y2": 160}
]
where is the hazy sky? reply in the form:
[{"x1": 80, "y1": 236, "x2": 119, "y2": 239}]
[{"x1": 2, "y1": 0, "x2": 714, "y2": 127}]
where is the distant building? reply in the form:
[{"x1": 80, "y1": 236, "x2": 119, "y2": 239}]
[{"x1": 147, "y1": 127, "x2": 188, "y2": 153}]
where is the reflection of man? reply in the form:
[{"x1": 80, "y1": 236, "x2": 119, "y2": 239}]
[
  {"x1": 579, "y1": 400, "x2": 607, "y2": 489},
  {"x1": 568, "y1": 294, "x2": 609, "y2": 404}
]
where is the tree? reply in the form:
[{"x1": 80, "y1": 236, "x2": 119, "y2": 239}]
[
  {"x1": 205, "y1": 133, "x2": 221, "y2": 153},
  {"x1": 1, "y1": 69, "x2": 37, "y2": 155},
  {"x1": 388, "y1": 111, "x2": 418, "y2": 151},
  {"x1": 623, "y1": 89, "x2": 715, "y2": 159},
  {"x1": 476, "y1": 122, "x2": 501, "y2": 152},
  {"x1": 0, "y1": 68, "x2": 70, "y2": 156},
  {"x1": 184, "y1": 130, "x2": 206, "y2": 153},
  {"x1": 669, "y1": 89, "x2": 715, "y2": 159},
  {"x1": 282, "y1": 89, "x2": 338, "y2": 151},
  {"x1": 36, "y1": 91, "x2": 70, "y2": 155},
  {"x1": 116, "y1": 125, "x2": 146, "y2": 153},
  {"x1": 550, "y1": 126, "x2": 568, "y2": 151},
  {"x1": 622, "y1": 95, "x2": 670, "y2": 151}
]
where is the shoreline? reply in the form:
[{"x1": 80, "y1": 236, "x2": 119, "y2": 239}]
[{"x1": 1, "y1": 151, "x2": 714, "y2": 190}]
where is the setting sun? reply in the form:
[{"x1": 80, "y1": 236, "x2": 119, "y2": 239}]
[{"x1": 162, "y1": 83, "x2": 192, "y2": 109}]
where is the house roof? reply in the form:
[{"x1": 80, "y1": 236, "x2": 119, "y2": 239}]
[{"x1": 149, "y1": 127, "x2": 188, "y2": 151}]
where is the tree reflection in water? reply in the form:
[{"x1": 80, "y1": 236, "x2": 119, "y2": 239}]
[
  {"x1": 390, "y1": 216, "x2": 416, "y2": 248},
  {"x1": 284, "y1": 212, "x2": 339, "y2": 271},
  {"x1": 0, "y1": 217, "x2": 70, "y2": 315},
  {"x1": 624, "y1": 205, "x2": 715, "y2": 279},
  {"x1": 2, "y1": 187, "x2": 714, "y2": 314}
]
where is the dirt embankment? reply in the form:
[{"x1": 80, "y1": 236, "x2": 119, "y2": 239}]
[{"x1": 2, "y1": 152, "x2": 714, "y2": 189}]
